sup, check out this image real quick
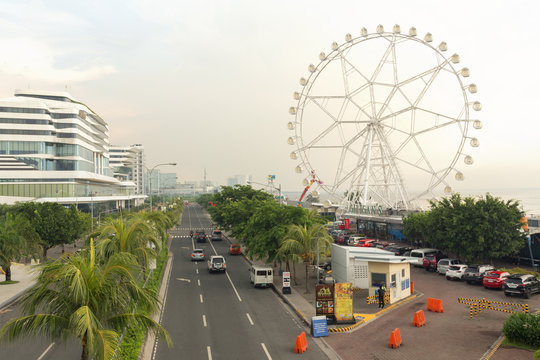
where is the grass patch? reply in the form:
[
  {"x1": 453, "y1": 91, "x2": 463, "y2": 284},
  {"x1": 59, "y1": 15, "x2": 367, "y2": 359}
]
[
  {"x1": 0, "y1": 280, "x2": 19, "y2": 285},
  {"x1": 502, "y1": 337, "x2": 538, "y2": 352},
  {"x1": 118, "y1": 247, "x2": 169, "y2": 359}
]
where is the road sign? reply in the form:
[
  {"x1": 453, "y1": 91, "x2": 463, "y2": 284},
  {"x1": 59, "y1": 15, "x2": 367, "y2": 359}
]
[
  {"x1": 282, "y1": 271, "x2": 291, "y2": 294},
  {"x1": 312, "y1": 316, "x2": 328, "y2": 337}
]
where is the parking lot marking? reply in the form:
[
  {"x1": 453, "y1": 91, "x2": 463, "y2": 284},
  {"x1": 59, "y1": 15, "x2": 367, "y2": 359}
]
[
  {"x1": 207, "y1": 346, "x2": 212, "y2": 360},
  {"x1": 261, "y1": 343, "x2": 272, "y2": 360},
  {"x1": 202, "y1": 314, "x2": 207, "y2": 327},
  {"x1": 246, "y1": 313, "x2": 254, "y2": 325}
]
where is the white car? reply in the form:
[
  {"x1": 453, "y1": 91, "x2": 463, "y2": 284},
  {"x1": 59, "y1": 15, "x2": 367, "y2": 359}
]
[
  {"x1": 437, "y1": 258, "x2": 461, "y2": 275},
  {"x1": 446, "y1": 264, "x2": 468, "y2": 280}
]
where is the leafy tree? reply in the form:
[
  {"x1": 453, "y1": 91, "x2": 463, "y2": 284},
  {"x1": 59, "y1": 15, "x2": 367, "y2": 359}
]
[
  {"x1": 96, "y1": 216, "x2": 160, "y2": 270},
  {"x1": 0, "y1": 242, "x2": 171, "y2": 360},
  {"x1": 403, "y1": 193, "x2": 526, "y2": 262},
  {"x1": 278, "y1": 223, "x2": 332, "y2": 293},
  {"x1": 195, "y1": 193, "x2": 214, "y2": 210},
  {"x1": 136, "y1": 211, "x2": 174, "y2": 245},
  {"x1": 14, "y1": 202, "x2": 89, "y2": 258},
  {"x1": 0, "y1": 214, "x2": 40, "y2": 281},
  {"x1": 241, "y1": 200, "x2": 306, "y2": 262}
]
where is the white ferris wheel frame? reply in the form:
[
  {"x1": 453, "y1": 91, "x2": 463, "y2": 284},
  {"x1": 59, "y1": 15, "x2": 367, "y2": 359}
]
[{"x1": 287, "y1": 25, "x2": 482, "y2": 211}]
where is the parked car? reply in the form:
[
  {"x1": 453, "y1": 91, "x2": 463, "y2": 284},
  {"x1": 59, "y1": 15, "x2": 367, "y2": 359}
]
[
  {"x1": 190, "y1": 249, "x2": 205, "y2": 261},
  {"x1": 463, "y1": 264, "x2": 496, "y2": 285},
  {"x1": 229, "y1": 244, "x2": 241, "y2": 255},
  {"x1": 386, "y1": 245, "x2": 414, "y2": 256},
  {"x1": 483, "y1": 271, "x2": 510, "y2": 289},
  {"x1": 211, "y1": 230, "x2": 223, "y2": 241},
  {"x1": 410, "y1": 248, "x2": 439, "y2": 267},
  {"x1": 503, "y1": 274, "x2": 540, "y2": 298},
  {"x1": 208, "y1": 255, "x2": 226, "y2": 273},
  {"x1": 195, "y1": 230, "x2": 207, "y2": 243},
  {"x1": 446, "y1": 264, "x2": 468, "y2": 280},
  {"x1": 319, "y1": 274, "x2": 335, "y2": 285},
  {"x1": 422, "y1": 252, "x2": 447, "y2": 271},
  {"x1": 373, "y1": 241, "x2": 394, "y2": 249},
  {"x1": 437, "y1": 258, "x2": 461, "y2": 275},
  {"x1": 249, "y1": 265, "x2": 273, "y2": 287},
  {"x1": 356, "y1": 239, "x2": 376, "y2": 247}
]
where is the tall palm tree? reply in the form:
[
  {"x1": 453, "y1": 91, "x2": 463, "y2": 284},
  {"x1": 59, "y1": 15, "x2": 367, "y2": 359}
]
[
  {"x1": 278, "y1": 223, "x2": 332, "y2": 293},
  {"x1": 0, "y1": 241, "x2": 171, "y2": 360},
  {"x1": 136, "y1": 211, "x2": 174, "y2": 245},
  {"x1": 97, "y1": 216, "x2": 160, "y2": 270}
]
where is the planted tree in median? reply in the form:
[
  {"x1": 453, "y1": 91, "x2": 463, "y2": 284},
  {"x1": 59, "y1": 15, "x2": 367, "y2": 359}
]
[{"x1": 0, "y1": 242, "x2": 171, "y2": 360}]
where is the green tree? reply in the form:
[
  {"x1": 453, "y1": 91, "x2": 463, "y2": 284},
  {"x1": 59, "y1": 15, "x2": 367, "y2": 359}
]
[
  {"x1": 0, "y1": 214, "x2": 40, "y2": 282},
  {"x1": 14, "y1": 202, "x2": 89, "y2": 258},
  {"x1": 278, "y1": 223, "x2": 332, "y2": 293},
  {"x1": 96, "y1": 216, "x2": 160, "y2": 270},
  {"x1": 0, "y1": 242, "x2": 171, "y2": 360}
]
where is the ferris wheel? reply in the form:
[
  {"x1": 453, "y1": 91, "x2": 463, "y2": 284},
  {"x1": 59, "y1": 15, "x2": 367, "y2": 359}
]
[{"x1": 287, "y1": 24, "x2": 482, "y2": 211}]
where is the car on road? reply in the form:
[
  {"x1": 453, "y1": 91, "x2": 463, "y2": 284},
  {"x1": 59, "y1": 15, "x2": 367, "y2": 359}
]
[
  {"x1": 211, "y1": 230, "x2": 223, "y2": 241},
  {"x1": 446, "y1": 264, "x2": 468, "y2": 280},
  {"x1": 229, "y1": 244, "x2": 241, "y2": 255},
  {"x1": 483, "y1": 271, "x2": 510, "y2": 289},
  {"x1": 190, "y1": 249, "x2": 205, "y2": 261},
  {"x1": 463, "y1": 264, "x2": 496, "y2": 285},
  {"x1": 503, "y1": 274, "x2": 540, "y2": 298},
  {"x1": 437, "y1": 258, "x2": 461, "y2": 275},
  {"x1": 195, "y1": 230, "x2": 207, "y2": 242},
  {"x1": 208, "y1": 255, "x2": 226, "y2": 273},
  {"x1": 249, "y1": 265, "x2": 273, "y2": 287}
]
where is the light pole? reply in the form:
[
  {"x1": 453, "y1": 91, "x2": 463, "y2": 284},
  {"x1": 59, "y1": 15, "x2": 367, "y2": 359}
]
[
  {"x1": 146, "y1": 162, "x2": 177, "y2": 211},
  {"x1": 247, "y1": 180, "x2": 283, "y2": 205}
]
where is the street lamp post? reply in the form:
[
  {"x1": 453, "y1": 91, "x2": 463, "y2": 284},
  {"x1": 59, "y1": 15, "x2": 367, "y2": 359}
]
[{"x1": 146, "y1": 162, "x2": 177, "y2": 211}]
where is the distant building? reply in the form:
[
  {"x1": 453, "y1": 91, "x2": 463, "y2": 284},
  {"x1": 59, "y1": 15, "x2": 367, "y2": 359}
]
[
  {"x1": 227, "y1": 174, "x2": 252, "y2": 186},
  {"x1": 109, "y1": 144, "x2": 145, "y2": 195},
  {"x1": 0, "y1": 89, "x2": 144, "y2": 208}
]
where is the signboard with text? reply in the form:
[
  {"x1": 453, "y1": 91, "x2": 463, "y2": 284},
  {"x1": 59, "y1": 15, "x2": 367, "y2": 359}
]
[
  {"x1": 312, "y1": 315, "x2": 329, "y2": 337},
  {"x1": 315, "y1": 284, "x2": 334, "y2": 316},
  {"x1": 334, "y1": 282, "x2": 354, "y2": 323},
  {"x1": 282, "y1": 272, "x2": 290, "y2": 288}
]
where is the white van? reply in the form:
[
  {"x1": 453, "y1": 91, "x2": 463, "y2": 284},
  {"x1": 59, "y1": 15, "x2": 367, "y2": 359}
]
[
  {"x1": 409, "y1": 248, "x2": 439, "y2": 267},
  {"x1": 249, "y1": 265, "x2": 273, "y2": 288}
]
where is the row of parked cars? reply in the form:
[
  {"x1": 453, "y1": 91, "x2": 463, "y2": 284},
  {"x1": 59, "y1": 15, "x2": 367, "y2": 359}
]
[{"x1": 415, "y1": 248, "x2": 540, "y2": 299}]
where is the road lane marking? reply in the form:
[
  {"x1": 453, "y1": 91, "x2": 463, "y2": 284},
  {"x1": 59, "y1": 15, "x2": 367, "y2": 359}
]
[
  {"x1": 225, "y1": 271, "x2": 242, "y2": 302},
  {"x1": 246, "y1": 313, "x2": 254, "y2": 325},
  {"x1": 200, "y1": 294, "x2": 203, "y2": 303},
  {"x1": 202, "y1": 314, "x2": 207, "y2": 327},
  {"x1": 196, "y1": 269, "x2": 199, "y2": 274},
  {"x1": 37, "y1": 342, "x2": 55, "y2": 360},
  {"x1": 198, "y1": 279, "x2": 201, "y2": 286},
  {"x1": 207, "y1": 346, "x2": 212, "y2": 360},
  {"x1": 261, "y1": 343, "x2": 272, "y2": 360}
]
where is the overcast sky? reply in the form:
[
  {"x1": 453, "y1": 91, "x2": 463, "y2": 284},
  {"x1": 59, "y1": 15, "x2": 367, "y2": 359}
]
[{"x1": 0, "y1": 0, "x2": 538, "y2": 197}]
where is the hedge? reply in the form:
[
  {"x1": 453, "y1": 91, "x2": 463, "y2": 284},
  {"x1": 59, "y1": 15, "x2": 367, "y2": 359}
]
[{"x1": 503, "y1": 313, "x2": 540, "y2": 348}]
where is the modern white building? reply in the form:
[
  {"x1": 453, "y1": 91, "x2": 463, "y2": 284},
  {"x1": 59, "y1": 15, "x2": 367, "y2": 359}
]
[
  {"x1": 109, "y1": 144, "x2": 145, "y2": 195},
  {"x1": 0, "y1": 89, "x2": 144, "y2": 207}
]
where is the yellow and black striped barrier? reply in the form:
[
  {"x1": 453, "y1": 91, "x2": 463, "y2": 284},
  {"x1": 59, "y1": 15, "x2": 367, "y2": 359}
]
[
  {"x1": 366, "y1": 293, "x2": 390, "y2": 305},
  {"x1": 458, "y1": 297, "x2": 529, "y2": 320}
]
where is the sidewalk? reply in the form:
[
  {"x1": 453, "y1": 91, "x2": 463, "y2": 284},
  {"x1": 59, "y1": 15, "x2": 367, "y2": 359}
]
[{"x1": 0, "y1": 263, "x2": 37, "y2": 309}]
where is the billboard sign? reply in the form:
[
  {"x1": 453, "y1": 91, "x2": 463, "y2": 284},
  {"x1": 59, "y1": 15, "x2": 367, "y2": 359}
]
[
  {"x1": 334, "y1": 282, "x2": 354, "y2": 322},
  {"x1": 315, "y1": 284, "x2": 334, "y2": 316}
]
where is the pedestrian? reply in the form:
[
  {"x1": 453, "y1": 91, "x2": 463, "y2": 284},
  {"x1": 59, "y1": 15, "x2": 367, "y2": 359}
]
[{"x1": 378, "y1": 283, "x2": 387, "y2": 308}]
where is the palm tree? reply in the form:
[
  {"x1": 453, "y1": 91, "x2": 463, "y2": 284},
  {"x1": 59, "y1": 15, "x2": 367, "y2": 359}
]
[
  {"x1": 136, "y1": 211, "x2": 174, "y2": 245},
  {"x1": 278, "y1": 223, "x2": 332, "y2": 293},
  {"x1": 0, "y1": 213, "x2": 40, "y2": 282},
  {"x1": 0, "y1": 241, "x2": 171, "y2": 360},
  {"x1": 96, "y1": 216, "x2": 160, "y2": 270}
]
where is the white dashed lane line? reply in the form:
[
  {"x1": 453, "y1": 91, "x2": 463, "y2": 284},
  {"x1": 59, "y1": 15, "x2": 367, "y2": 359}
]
[
  {"x1": 246, "y1": 313, "x2": 254, "y2": 325},
  {"x1": 202, "y1": 314, "x2": 207, "y2": 327},
  {"x1": 200, "y1": 294, "x2": 203, "y2": 303}
]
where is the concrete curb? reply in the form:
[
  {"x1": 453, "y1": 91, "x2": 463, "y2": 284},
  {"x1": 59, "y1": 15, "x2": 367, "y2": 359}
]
[
  {"x1": 0, "y1": 288, "x2": 28, "y2": 311},
  {"x1": 270, "y1": 285, "x2": 312, "y2": 328}
]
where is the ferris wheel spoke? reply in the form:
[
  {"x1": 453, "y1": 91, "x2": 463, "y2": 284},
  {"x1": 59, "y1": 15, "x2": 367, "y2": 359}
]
[
  {"x1": 370, "y1": 40, "x2": 395, "y2": 83},
  {"x1": 346, "y1": 95, "x2": 374, "y2": 121},
  {"x1": 309, "y1": 97, "x2": 342, "y2": 123},
  {"x1": 341, "y1": 56, "x2": 371, "y2": 86},
  {"x1": 300, "y1": 121, "x2": 340, "y2": 150}
]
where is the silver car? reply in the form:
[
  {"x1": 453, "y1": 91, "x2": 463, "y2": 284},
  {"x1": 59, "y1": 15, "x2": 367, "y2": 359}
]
[
  {"x1": 191, "y1": 249, "x2": 205, "y2": 261},
  {"x1": 437, "y1": 258, "x2": 461, "y2": 275}
]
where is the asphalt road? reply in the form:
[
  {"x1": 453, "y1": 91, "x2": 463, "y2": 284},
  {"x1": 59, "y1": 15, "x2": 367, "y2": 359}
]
[{"x1": 153, "y1": 204, "x2": 328, "y2": 360}]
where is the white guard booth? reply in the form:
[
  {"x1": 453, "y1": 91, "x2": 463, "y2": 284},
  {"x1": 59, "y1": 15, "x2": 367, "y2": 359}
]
[{"x1": 331, "y1": 244, "x2": 413, "y2": 304}]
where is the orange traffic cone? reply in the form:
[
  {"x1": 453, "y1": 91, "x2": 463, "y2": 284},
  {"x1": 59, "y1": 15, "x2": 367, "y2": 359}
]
[
  {"x1": 412, "y1": 310, "x2": 426, "y2": 327},
  {"x1": 294, "y1": 331, "x2": 308, "y2": 353},
  {"x1": 388, "y1": 328, "x2": 402, "y2": 348}
]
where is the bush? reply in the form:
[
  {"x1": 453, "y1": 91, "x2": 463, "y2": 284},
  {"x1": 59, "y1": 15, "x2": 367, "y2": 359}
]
[
  {"x1": 499, "y1": 267, "x2": 540, "y2": 279},
  {"x1": 503, "y1": 313, "x2": 540, "y2": 347}
]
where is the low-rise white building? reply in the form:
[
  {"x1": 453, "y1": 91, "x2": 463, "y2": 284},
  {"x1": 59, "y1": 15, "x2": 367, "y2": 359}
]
[{"x1": 331, "y1": 244, "x2": 413, "y2": 304}]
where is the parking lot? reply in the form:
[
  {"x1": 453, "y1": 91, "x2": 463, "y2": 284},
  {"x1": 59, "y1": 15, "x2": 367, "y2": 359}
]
[{"x1": 324, "y1": 265, "x2": 540, "y2": 360}]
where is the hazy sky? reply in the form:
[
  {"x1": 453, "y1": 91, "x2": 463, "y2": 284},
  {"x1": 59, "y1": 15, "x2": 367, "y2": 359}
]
[{"x1": 0, "y1": 0, "x2": 538, "y2": 195}]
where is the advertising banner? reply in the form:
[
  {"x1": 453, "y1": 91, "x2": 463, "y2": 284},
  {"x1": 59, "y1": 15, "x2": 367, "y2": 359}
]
[
  {"x1": 282, "y1": 272, "x2": 290, "y2": 287},
  {"x1": 315, "y1": 284, "x2": 334, "y2": 316},
  {"x1": 312, "y1": 315, "x2": 329, "y2": 337},
  {"x1": 334, "y1": 282, "x2": 354, "y2": 322}
]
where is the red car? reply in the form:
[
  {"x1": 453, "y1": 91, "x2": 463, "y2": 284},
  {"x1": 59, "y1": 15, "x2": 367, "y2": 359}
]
[
  {"x1": 356, "y1": 239, "x2": 376, "y2": 247},
  {"x1": 229, "y1": 244, "x2": 241, "y2": 255},
  {"x1": 483, "y1": 271, "x2": 510, "y2": 289}
]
